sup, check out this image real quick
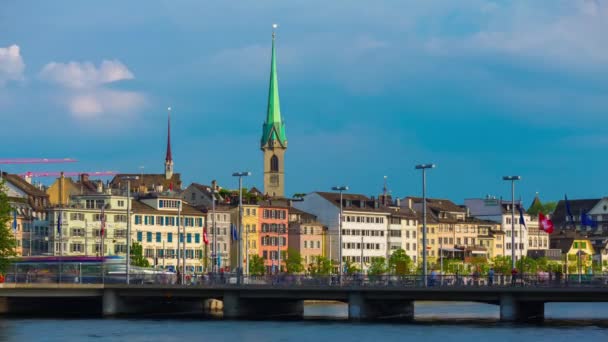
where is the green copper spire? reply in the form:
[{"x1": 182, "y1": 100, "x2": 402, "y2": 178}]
[{"x1": 261, "y1": 25, "x2": 287, "y2": 148}]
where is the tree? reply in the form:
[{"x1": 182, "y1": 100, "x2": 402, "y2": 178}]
[
  {"x1": 345, "y1": 259, "x2": 359, "y2": 275},
  {"x1": 469, "y1": 256, "x2": 490, "y2": 275},
  {"x1": 491, "y1": 256, "x2": 512, "y2": 274},
  {"x1": 0, "y1": 181, "x2": 17, "y2": 274},
  {"x1": 308, "y1": 256, "x2": 332, "y2": 276},
  {"x1": 285, "y1": 248, "x2": 304, "y2": 274},
  {"x1": 368, "y1": 257, "x2": 388, "y2": 276},
  {"x1": 249, "y1": 254, "x2": 265, "y2": 276},
  {"x1": 130, "y1": 242, "x2": 150, "y2": 267},
  {"x1": 388, "y1": 249, "x2": 412, "y2": 275}
]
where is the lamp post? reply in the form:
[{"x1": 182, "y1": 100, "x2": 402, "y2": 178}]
[
  {"x1": 123, "y1": 176, "x2": 138, "y2": 284},
  {"x1": 209, "y1": 186, "x2": 217, "y2": 273},
  {"x1": 415, "y1": 163, "x2": 435, "y2": 287},
  {"x1": 502, "y1": 176, "x2": 521, "y2": 271},
  {"x1": 232, "y1": 171, "x2": 251, "y2": 284},
  {"x1": 331, "y1": 186, "x2": 349, "y2": 276}
]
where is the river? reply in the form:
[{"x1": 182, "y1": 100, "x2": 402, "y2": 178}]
[{"x1": 1, "y1": 302, "x2": 608, "y2": 341}]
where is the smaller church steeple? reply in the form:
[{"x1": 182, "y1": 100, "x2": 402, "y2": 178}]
[{"x1": 165, "y1": 107, "x2": 174, "y2": 180}]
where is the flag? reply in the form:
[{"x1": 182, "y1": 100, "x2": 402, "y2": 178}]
[
  {"x1": 57, "y1": 212, "x2": 62, "y2": 235},
  {"x1": 565, "y1": 194, "x2": 574, "y2": 222},
  {"x1": 539, "y1": 212, "x2": 554, "y2": 234},
  {"x1": 12, "y1": 209, "x2": 17, "y2": 233},
  {"x1": 203, "y1": 227, "x2": 209, "y2": 245},
  {"x1": 100, "y1": 206, "x2": 106, "y2": 237},
  {"x1": 581, "y1": 212, "x2": 598, "y2": 228},
  {"x1": 231, "y1": 224, "x2": 238, "y2": 241},
  {"x1": 518, "y1": 205, "x2": 527, "y2": 229}
]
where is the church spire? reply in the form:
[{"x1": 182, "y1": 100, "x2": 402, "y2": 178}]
[
  {"x1": 261, "y1": 24, "x2": 287, "y2": 148},
  {"x1": 165, "y1": 107, "x2": 174, "y2": 180}
]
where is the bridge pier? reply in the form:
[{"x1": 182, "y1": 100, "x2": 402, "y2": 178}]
[
  {"x1": 500, "y1": 295, "x2": 544, "y2": 322},
  {"x1": 223, "y1": 292, "x2": 304, "y2": 320},
  {"x1": 348, "y1": 292, "x2": 414, "y2": 322}
]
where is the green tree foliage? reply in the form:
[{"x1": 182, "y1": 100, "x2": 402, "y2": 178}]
[
  {"x1": 130, "y1": 242, "x2": 150, "y2": 267},
  {"x1": 388, "y1": 248, "x2": 412, "y2": 275},
  {"x1": 469, "y1": 256, "x2": 490, "y2": 275},
  {"x1": 442, "y1": 259, "x2": 465, "y2": 274},
  {"x1": 308, "y1": 256, "x2": 332, "y2": 275},
  {"x1": 285, "y1": 248, "x2": 304, "y2": 274},
  {"x1": 367, "y1": 257, "x2": 388, "y2": 275},
  {"x1": 249, "y1": 254, "x2": 265, "y2": 276},
  {"x1": 491, "y1": 256, "x2": 513, "y2": 274},
  {"x1": 0, "y1": 181, "x2": 17, "y2": 274},
  {"x1": 344, "y1": 259, "x2": 359, "y2": 275}
]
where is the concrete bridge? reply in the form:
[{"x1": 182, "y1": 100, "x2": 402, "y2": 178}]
[{"x1": 2, "y1": 283, "x2": 608, "y2": 322}]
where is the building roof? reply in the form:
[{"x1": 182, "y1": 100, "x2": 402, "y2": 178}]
[
  {"x1": 407, "y1": 197, "x2": 466, "y2": 213},
  {"x1": 2, "y1": 172, "x2": 47, "y2": 197},
  {"x1": 131, "y1": 199, "x2": 203, "y2": 216},
  {"x1": 315, "y1": 192, "x2": 392, "y2": 213},
  {"x1": 260, "y1": 29, "x2": 287, "y2": 148},
  {"x1": 552, "y1": 198, "x2": 600, "y2": 229},
  {"x1": 110, "y1": 173, "x2": 182, "y2": 192}
]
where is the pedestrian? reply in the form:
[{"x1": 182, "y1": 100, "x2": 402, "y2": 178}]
[
  {"x1": 488, "y1": 268, "x2": 495, "y2": 286},
  {"x1": 511, "y1": 267, "x2": 518, "y2": 286}
]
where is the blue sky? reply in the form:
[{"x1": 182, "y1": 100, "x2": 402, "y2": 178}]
[{"x1": 1, "y1": 0, "x2": 607, "y2": 205}]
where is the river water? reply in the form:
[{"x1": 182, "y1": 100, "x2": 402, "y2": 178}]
[{"x1": 1, "y1": 302, "x2": 608, "y2": 341}]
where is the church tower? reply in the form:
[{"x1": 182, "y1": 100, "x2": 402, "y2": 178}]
[
  {"x1": 261, "y1": 25, "x2": 287, "y2": 198},
  {"x1": 165, "y1": 107, "x2": 174, "y2": 180}
]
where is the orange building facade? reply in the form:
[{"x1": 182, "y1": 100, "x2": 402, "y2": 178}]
[{"x1": 258, "y1": 203, "x2": 289, "y2": 274}]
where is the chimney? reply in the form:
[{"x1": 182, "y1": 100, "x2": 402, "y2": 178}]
[
  {"x1": 407, "y1": 198, "x2": 413, "y2": 209},
  {"x1": 396, "y1": 198, "x2": 401, "y2": 207},
  {"x1": 97, "y1": 181, "x2": 103, "y2": 193},
  {"x1": 80, "y1": 173, "x2": 89, "y2": 183}
]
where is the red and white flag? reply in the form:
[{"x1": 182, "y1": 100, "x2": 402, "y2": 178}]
[
  {"x1": 539, "y1": 212, "x2": 554, "y2": 234},
  {"x1": 203, "y1": 227, "x2": 209, "y2": 245}
]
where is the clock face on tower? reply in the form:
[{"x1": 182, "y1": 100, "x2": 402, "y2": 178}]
[{"x1": 270, "y1": 174, "x2": 279, "y2": 186}]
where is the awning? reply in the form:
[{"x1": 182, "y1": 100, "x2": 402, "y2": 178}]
[
  {"x1": 439, "y1": 247, "x2": 463, "y2": 252},
  {"x1": 471, "y1": 250, "x2": 488, "y2": 255}
]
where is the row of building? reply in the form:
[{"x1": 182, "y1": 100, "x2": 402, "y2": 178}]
[{"x1": 7, "y1": 167, "x2": 605, "y2": 274}]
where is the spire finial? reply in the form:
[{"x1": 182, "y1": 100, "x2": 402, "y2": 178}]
[{"x1": 272, "y1": 23, "x2": 278, "y2": 40}]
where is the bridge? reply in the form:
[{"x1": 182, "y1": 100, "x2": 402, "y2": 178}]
[{"x1": 2, "y1": 276, "x2": 608, "y2": 322}]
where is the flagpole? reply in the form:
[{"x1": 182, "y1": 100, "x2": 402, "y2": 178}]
[{"x1": 58, "y1": 210, "x2": 62, "y2": 284}]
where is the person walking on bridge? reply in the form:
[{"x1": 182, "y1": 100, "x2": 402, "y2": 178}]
[
  {"x1": 511, "y1": 268, "x2": 518, "y2": 286},
  {"x1": 488, "y1": 268, "x2": 495, "y2": 286}
]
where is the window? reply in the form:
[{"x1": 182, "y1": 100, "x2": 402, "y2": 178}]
[
  {"x1": 316, "y1": 241, "x2": 320, "y2": 248},
  {"x1": 117, "y1": 200, "x2": 125, "y2": 207},
  {"x1": 135, "y1": 215, "x2": 142, "y2": 225},
  {"x1": 71, "y1": 228, "x2": 84, "y2": 237},
  {"x1": 70, "y1": 213, "x2": 85, "y2": 221},
  {"x1": 195, "y1": 233, "x2": 200, "y2": 243},
  {"x1": 187, "y1": 233, "x2": 192, "y2": 243},
  {"x1": 304, "y1": 241, "x2": 308, "y2": 248},
  {"x1": 156, "y1": 232, "x2": 161, "y2": 243},
  {"x1": 137, "y1": 231, "x2": 143, "y2": 242},
  {"x1": 180, "y1": 233, "x2": 184, "y2": 243},
  {"x1": 114, "y1": 215, "x2": 127, "y2": 223},
  {"x1": 146, "y1": 232, "x2": 152, "y2": 242}
]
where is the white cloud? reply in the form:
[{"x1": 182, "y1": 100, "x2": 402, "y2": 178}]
[
  {"x1": 40, "y1": 59, "x2": 134, "y2": 89},
  {"x1": 39, "y1": 59, "x2": 144, "y2": 118},
  {"x1": 0, "y1": 44, "x2": 25, "y2": 85}
]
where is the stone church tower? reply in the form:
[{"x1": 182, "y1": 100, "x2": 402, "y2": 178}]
[{"x1": 261, "y1": 26, "x2": 287, "y2": 198}]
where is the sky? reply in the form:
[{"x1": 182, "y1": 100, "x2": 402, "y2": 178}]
[{"x1": 1, "y1": 0, "x2": 607, "y2": 205}]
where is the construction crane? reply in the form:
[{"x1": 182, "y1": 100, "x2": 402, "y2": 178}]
[
  {"x1": 0, "y1": 158, "x2": 77, "y2": 164},
  {"x1": 19, "y1": 171, "x2": 118, "y2": 183},
  {"x1": 0, "y1": 158, "x2": 77, "y2": 181}
]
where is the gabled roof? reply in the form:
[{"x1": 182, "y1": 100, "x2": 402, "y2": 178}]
[
  {"x1": 2, "y1": 172, "x2": 47, "y2": 197},
  {"x1": 314, "y1": 192, "x2": 392, "y2": 213},
  {"x1": 552, "y1": 198, "x2": 601, "y2": 229},
  {"x1": 407, "y1": 197, "x2": 466, "y2": 213}
]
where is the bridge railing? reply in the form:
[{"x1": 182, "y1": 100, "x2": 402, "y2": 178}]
[{"x1": 2, "y1": 271, "x2": 608, "y2": 288}]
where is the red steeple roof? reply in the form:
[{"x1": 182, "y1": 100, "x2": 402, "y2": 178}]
[{"x1": 166, "y1": 109, "x2": 172, "y2": 162}]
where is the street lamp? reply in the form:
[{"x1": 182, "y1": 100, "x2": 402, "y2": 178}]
[
  {"x1": 502, "y1": 175, "x2": 521, "y2": 271},
  {"x1": 123, "y1": 176, "x2": 138, "y2": 284},
  {"x1": 332, "y1": 186, "x2": 349, "y2": 276},
  {"x1": 415, "y1": 163, "x2": 435, "y2": 287},
  {"x1": 233, "y1": 171, "x2": 251, "y2": 284}
]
